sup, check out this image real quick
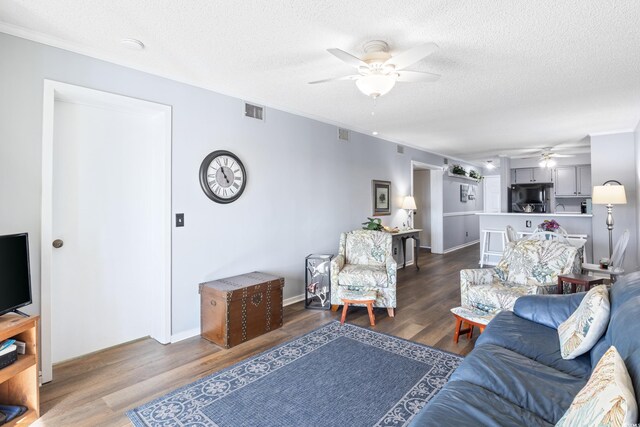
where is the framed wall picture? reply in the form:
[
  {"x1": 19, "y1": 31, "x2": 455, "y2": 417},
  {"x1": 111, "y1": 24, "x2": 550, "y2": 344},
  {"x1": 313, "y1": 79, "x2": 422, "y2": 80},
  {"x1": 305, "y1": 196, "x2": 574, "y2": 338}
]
[
  {"x1": 460, "y1": 184, "x2": 469, "y2": 202},
  {"x1": 372, "y1": 180, "x2": 391, "y2": 216}
]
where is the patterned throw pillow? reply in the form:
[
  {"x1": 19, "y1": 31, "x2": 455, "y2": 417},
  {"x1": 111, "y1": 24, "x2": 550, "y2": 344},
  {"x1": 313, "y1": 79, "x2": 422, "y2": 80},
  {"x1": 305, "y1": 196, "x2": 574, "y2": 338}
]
[
  {"x1": 556, "y1": 346, "x2": 637, "y2": 426},
  {"x1": 558, "y1": 285, "x2": 610, "y2": 359}
]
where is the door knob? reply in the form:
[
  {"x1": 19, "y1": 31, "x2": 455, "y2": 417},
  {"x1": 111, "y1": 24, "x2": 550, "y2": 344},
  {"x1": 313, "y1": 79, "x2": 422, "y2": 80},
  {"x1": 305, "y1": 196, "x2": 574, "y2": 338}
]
[{"x1": 52, "y1": 239, "x2": 64, "y2": 249}]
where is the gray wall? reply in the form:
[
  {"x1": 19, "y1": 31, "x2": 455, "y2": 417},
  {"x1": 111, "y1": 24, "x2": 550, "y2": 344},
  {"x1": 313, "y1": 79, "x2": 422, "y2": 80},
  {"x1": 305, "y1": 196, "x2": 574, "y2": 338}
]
[
  {"x1": 590, "y1": 132, "x2": 637, "y2": 272},
  {"x1": 499, "y1": 156, "x2": 511, "y2": 212},
  {"x1": 442, "y1": 165, "x2": 483, "y2": 250},
  {"x1": 0, "y1": 33, "x2": 451, "y2": 335}
]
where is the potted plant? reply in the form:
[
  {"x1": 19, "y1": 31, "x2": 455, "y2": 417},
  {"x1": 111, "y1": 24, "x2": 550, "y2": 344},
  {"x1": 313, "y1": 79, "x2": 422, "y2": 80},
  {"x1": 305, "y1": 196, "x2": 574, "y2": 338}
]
[
  {"x1": 362, "y1": 217, "x2": 384, "y2": 231},
  {"x1": 469, "y1": 170, "x2": 483, "y2": 181},
  {"x1": 451, "y1": 164, "x2": 467, "y2": 176}
]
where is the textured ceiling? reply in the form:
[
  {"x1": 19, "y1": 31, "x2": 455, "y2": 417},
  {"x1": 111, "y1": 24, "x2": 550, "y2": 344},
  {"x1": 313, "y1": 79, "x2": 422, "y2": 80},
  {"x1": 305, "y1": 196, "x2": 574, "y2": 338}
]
[{"x1": 1, "y1": 1, "x2": 640, "y2": 162}]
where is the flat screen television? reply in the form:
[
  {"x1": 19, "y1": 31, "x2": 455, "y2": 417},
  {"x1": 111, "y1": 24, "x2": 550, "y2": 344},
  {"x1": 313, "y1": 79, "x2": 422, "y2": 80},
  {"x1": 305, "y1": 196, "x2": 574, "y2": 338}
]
[{"x1": 0, "y1": 233, "x2": 32, "y2": 317}]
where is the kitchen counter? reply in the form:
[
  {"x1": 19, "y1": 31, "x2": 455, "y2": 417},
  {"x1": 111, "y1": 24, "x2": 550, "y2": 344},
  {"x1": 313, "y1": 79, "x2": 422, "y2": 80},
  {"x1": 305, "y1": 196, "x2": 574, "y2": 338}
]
[
  {"x1": 476, "y1": 212, "x2": 592, "y2": 217},
  {"x1": 477, "y1": 212, "x2": 593, "y2": 265}
]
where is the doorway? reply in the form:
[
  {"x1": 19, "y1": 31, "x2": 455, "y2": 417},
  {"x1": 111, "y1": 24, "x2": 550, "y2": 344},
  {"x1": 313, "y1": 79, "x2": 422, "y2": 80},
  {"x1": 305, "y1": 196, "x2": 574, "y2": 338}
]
[
  {"x1": 483, "y1": 175, "x2": 501, "y2": 213},
  {"x1": 41, "y1": 81, "x2": 172, "y2": 383},
  {"x1": 411, "y1": 161, "x2": 444, "y2": 254}
]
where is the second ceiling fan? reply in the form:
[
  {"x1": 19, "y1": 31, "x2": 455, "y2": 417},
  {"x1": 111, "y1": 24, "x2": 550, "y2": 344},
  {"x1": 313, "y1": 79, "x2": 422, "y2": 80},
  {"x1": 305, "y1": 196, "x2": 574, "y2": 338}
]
[{"x1": 309, "y1": 40, "x2": 440, "y2": 98}]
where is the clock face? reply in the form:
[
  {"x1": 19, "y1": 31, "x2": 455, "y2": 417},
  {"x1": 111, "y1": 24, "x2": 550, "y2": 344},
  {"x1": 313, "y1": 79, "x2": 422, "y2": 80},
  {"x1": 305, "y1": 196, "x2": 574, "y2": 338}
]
[{"x1": 199, "y1": 150, "x2": 246, "y2": 203}]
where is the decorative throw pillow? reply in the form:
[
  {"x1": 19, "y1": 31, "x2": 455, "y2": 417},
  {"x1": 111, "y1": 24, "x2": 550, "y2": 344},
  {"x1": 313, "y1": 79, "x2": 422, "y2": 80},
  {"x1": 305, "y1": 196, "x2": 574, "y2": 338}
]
[
  {"x1": 558, "y1": 285, "x2": 610, "y2": 359},
  {"x1": 556, "y1": 346, "x2": 637, "y2": 426}
]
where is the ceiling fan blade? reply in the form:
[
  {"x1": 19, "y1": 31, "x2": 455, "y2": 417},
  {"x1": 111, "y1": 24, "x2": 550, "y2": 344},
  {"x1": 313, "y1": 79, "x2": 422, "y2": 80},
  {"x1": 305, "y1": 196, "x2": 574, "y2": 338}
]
[
  {"x1": 308, "y1": 75, "x2": 360, "y2": 85},
  {"x1": 385, "y1": 42, "x2": 439, "y2": 70},
  {"x1": 549, "y1": 153, "x2": 575, "y2": 158},
  {"x1": 395, "y1": 70, "x2": 441, "y2": 82},
  {"x1": 327, "y1": 48, "x2": 368, "y2": 68}
]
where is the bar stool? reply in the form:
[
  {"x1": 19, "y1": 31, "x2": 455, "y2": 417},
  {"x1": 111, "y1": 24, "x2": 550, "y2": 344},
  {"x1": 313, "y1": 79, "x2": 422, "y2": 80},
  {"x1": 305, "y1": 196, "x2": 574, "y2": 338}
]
[{"x1": 479, "y1": 229, "x2": 507, "y2": 267}]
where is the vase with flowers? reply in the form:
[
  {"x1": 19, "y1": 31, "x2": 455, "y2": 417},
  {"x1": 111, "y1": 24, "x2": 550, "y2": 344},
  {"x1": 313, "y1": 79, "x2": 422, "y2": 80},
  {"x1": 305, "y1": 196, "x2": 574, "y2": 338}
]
[{"x1": 538, "y1": 219, "x2": 561, "y2": 232}]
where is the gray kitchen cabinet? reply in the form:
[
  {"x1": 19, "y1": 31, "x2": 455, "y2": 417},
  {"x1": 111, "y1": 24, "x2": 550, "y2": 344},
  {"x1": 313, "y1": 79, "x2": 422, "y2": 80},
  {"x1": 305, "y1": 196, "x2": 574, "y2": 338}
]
[
  {"x1": 512, "y1": 167, "x2": 553, "y2": 184},
  {"x1": 554, "y1": 165, "x2": 591, "y2": 197},
  {"x1": 577, "y1": 165, "x2": 592, "y2": 196}
]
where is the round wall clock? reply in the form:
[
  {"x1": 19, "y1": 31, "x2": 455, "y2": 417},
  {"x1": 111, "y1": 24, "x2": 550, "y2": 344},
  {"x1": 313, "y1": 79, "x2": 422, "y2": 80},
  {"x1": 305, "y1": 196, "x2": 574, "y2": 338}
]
[{"x1": 199, "y1": 150, "x2": 247, "y2": 204}]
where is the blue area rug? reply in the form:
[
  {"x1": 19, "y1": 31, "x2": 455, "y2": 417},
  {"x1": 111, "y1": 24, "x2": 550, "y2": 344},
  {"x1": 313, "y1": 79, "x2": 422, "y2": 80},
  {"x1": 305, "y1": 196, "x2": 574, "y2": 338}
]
[{"x1": 127, "y1": 321, "x2": 462, "y2": 427}]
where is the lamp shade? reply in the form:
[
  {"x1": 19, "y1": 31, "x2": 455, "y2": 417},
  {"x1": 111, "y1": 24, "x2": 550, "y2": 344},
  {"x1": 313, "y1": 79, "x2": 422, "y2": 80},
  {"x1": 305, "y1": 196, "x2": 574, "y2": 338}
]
[
  {"x1": 401, "y1": 196, "x2": 417, "y2": 210},
  {"x1": 355, "y1": 74, "x2": 396, "y2": 98},
  {"x1": 592, "y1": 185, "x2": 627, "y2": 205}
]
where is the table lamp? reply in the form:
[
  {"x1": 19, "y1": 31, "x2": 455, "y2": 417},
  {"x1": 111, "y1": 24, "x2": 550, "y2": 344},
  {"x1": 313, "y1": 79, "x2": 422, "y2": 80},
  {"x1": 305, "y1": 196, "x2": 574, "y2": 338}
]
[
  {"x1": 592, "y1": 180, "x2": 626, "y2": 258},
  {"x1": 401, "y1": 196, "x2": 417, "y2": 229}
]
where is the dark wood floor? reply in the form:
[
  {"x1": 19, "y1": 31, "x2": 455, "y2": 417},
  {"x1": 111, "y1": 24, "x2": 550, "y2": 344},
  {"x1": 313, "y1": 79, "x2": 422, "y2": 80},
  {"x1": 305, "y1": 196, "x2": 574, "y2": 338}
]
[{"x1": 36, "y1": 244, "x2": 480, "y2": 426}]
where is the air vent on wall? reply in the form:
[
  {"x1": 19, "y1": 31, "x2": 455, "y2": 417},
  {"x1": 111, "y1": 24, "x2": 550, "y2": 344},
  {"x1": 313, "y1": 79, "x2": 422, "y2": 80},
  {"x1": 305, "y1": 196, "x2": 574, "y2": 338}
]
[
  {"x1": 244, "y1": 103, "x2": 264, "y2": 121},
  {"x1": 397, "y1": 145, "x2": 404, "y2": 154},
  {"x1": 338, "y1": 128, "x2": 349, "y2": 142}
]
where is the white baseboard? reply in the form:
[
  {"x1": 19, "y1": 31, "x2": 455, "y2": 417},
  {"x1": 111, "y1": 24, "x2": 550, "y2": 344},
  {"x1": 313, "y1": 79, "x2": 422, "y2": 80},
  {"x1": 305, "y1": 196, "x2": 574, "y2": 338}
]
[
  {"x1": 283, "y1": 294, "x2": 305, "y2": 306},
  {"x1": 397, "y1": 260, "x2": 415, "y2": 269},
  {"x1": 443, "y1": 240, "x2": 480, "y2": 254},
  {"x1": 170, "y1": 327, "x2": 200, "y2": 343}
]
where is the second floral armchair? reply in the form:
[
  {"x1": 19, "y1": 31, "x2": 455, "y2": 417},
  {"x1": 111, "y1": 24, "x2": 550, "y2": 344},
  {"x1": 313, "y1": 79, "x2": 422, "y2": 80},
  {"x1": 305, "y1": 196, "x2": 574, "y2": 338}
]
[{"x1": 460, "y1": 238, "x2": 581, "y2": 318}]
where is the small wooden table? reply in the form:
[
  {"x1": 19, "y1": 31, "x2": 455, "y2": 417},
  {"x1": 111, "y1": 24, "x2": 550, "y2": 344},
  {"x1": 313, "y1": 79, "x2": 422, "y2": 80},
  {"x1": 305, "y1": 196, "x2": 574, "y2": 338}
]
[
  {"x1": 451, "y1": 307, "x2": 491, "y2": 343},
  {"x1": 557, "y1": 273, "x2": 605, "y2": 294},
  {"x1": 391, "y1": 229, "x2": 422, "y2": 270},
  {"x1": 340, "y1": 290, "x2": 377, "y2": 326}
]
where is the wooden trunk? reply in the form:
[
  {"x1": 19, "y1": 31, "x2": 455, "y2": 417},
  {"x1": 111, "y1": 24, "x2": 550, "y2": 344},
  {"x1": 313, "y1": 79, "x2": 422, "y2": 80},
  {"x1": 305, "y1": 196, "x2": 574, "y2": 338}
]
[{"x1": 199, "y1": 272, "x2": 284, "y2": 348}]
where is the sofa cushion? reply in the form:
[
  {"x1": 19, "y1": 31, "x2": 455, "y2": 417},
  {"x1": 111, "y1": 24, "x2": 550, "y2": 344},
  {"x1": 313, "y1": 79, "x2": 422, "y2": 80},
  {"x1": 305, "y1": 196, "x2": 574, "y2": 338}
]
[
  {"x1": 409, "y1": 381, "x2": 553, "y2": 427},
  {"x1": 514, "y1": 293, "x2": 585, "y2": 330},
  {"x1": 477, "y1": 311, "x2": 592, "y2": 378},
  {"x1": 337, "y1": 264, "x2": 388, "y2": 288},
  {"x1": 504, "y1": 239, "x2": 578, "y2": 286},
  {"x1": 558, "y1": 285, "x2": 610, "y2": 359},
  {"x1": 557, "y1": 346, "x2": 638, "y2": 426},
  {"x1": 450, "y1": 344, "x2": 587, "y2": 424}
]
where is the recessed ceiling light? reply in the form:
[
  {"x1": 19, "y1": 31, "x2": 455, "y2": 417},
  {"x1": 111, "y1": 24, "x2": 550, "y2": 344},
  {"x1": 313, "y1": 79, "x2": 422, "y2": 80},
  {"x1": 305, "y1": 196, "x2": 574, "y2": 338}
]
[
  {"x1": 485, "y1": 160, "x2": 496, "y2": 169},
  {"x1": 372, "y1": 131, "x2": 379, "y2": 136},
  {"x1": 120, "y1": 38, "x2": 145, "y2": 50}
]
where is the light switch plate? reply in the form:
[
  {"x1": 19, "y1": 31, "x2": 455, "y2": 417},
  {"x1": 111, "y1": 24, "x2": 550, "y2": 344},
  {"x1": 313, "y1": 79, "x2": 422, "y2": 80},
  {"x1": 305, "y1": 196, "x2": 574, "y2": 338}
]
[{"x1": 176, "y1": 213, "x2": 184, "y2": 227}]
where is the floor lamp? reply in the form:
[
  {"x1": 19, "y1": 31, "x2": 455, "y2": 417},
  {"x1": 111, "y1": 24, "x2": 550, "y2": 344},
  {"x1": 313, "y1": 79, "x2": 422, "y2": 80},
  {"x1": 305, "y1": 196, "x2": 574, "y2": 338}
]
[
  {"x1": 402, "y1": 196, "x2": 417, "y2": 230},
  {"x1": 592, "y1": 180, "x2": 627, "y2": 258}
]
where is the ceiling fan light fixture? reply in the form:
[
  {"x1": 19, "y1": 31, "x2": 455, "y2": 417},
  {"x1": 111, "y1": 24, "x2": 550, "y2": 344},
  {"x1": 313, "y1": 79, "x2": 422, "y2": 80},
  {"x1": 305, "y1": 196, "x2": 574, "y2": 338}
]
[
  {"x1": 485, "y1": 160, "x2": 496, "y2": 170},
  {"x1": 539, "y1": 158, "x2": 556, "y2": 168},
  {"x1": 356, "y1": 74, "x2": 396, "y2": 98}
]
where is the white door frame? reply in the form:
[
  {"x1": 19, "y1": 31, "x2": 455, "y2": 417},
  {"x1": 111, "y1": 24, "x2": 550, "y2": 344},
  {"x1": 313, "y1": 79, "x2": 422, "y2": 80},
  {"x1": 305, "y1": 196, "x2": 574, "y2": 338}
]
[
  {"x1": 410, "y1": 160, "x2": 445, "y2": 254},
  {"x1": 41, "y1": 80, "x2": 172, "y2": 383}
]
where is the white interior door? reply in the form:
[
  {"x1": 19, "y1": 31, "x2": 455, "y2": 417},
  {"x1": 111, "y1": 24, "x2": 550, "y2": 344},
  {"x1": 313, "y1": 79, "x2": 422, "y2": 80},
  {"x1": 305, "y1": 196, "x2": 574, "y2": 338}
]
[
  {"x1": 484, "y1": 175, "x2": 501, "y2": 213},
  {"x1": 41, "y1": 82, "x2": 171, "y2": 378},
  {"x1": 51, "y1": 100, "x2": 162, "y2": 363}
]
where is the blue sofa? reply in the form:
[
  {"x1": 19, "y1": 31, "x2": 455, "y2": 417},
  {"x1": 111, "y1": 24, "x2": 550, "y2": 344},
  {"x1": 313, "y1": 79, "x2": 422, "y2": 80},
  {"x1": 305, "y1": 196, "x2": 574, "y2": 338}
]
[{"x1": 411, "y1": 271, "x2": 640, "y2": 426}]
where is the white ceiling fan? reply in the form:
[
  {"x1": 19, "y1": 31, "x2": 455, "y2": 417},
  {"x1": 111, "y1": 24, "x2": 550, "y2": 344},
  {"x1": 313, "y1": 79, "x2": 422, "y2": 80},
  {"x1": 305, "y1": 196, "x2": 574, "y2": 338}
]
[
  {"x1": 513, "y1": 148, "x2": 575, "y2": 168},
  {"x1": 309, "y1": 40, "x2": 440, "y2": 98}
]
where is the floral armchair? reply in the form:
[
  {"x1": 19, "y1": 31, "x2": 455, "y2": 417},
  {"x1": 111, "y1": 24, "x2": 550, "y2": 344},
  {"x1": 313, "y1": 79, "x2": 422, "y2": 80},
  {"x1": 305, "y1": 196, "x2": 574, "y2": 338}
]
[
  {"x1": 330, "y1": 230, "x2": 397, "y2": 317},
  {"x1": 460, "y1": 239, "x2": 581, "y2": 317}
]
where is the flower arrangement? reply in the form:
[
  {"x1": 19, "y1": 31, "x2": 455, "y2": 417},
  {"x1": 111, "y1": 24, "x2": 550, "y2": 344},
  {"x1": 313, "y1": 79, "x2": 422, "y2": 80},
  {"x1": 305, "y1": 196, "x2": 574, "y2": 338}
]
[{"x1": 539, "y1": 219, "x2": 560, "y2": 232}]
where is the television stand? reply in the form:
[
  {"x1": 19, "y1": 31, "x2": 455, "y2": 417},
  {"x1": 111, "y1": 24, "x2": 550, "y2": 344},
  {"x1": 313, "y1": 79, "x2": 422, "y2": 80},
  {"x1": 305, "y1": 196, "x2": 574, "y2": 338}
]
[
  {"x1": 0, "y1": 314, "x2": 40, "y2": 425},
  {"x1": 12, "y1": 309, "x2": 29, "y2": 318}
]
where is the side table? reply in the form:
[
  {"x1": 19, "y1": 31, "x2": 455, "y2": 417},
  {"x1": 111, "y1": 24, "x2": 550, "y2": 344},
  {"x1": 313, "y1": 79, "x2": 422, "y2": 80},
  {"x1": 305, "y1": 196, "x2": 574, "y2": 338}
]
[
  {"x1": 305, "y1": 254, "x2": 333, "y2": 310},
  {"x1": 557, "y1": 273, "x2": 605, "y2": 294}
]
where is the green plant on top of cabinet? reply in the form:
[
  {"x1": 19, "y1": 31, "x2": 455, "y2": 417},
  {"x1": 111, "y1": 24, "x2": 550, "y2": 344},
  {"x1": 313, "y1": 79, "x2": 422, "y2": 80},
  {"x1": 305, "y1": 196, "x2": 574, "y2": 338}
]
[
  {"x1": 554, "y1": 165, "x2": 591, "y2": 197},
  {"x1": 512, "y1": 167, "x2": 553, "y2": 184}
]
